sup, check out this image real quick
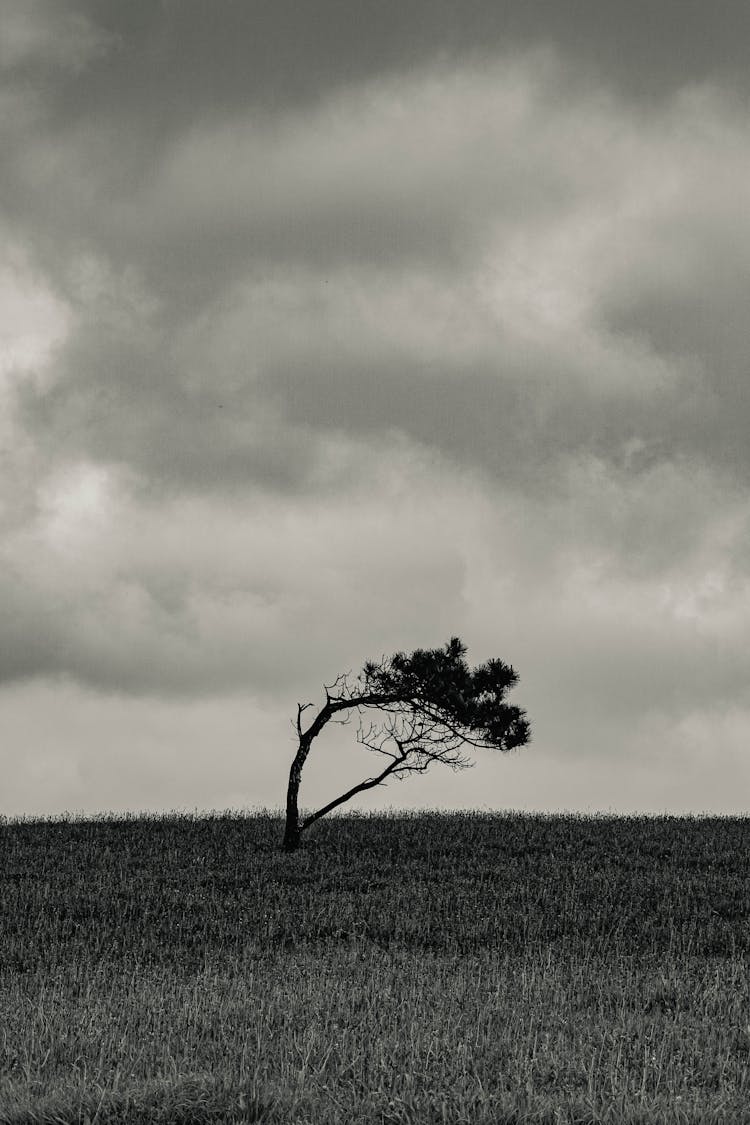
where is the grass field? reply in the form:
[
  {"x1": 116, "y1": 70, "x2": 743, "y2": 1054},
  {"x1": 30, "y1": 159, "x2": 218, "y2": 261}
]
[{"x1": 0, "y1": 810, "x2": 748, "y2": 1124}]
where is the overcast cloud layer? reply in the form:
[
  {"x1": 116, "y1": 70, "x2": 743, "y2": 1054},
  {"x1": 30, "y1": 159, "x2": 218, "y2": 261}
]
[{"x1": 2, "y1": 0, "x2": 749, "y2": 816}]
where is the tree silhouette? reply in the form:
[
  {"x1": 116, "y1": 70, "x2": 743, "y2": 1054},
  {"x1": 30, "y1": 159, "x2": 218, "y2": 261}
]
[{"x1": 283, "y1": 637, "x2": 530, "y2": 850}]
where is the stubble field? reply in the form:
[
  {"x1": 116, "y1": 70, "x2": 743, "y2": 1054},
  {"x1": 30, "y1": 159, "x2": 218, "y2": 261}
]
[{"x1": 0, "y1": 810, "x2": 748, "y2": 1124}]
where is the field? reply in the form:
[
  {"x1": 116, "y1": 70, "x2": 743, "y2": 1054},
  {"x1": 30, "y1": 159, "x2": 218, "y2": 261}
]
[{"x1": 1, "y1": 810, "x2": 749, "y2": 1124}]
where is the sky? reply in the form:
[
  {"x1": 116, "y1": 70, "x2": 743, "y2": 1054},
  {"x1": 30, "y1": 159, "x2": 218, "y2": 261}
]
[{"x1": 2, "y1": 0, "x2": 750, "y2": 818}]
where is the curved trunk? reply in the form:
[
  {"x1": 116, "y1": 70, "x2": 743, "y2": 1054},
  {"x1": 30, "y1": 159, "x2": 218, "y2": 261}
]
[
  {"x1": 283, "y1": 763, "x2": 303, "y2": 850},
  {"x1": 283, "y1": 735, "x2": 311, "y2": 851},
  {"x1": 281, "y1": 692, "x2": 402, "y2": 851}
]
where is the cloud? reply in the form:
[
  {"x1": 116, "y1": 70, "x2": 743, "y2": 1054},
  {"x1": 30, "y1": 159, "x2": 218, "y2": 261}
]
[
  {"x1": 0, "y1": 445, "x2": 469, "y2": 695},
  {"x1": 2, "y1": 2, "x2": 750, "y2": 814},
  {"x1": 8, "y1": 62, "x2": 750, "y2": 504},
  {"x1": 6, "y1": 56, "x2": 750, "y2": 698},
  {"x1": 19, "y1": 1, "x2": 750, "y2": 118},
  {"x1": 0, "y1": 0, "x2": 114, "y2": 74}
]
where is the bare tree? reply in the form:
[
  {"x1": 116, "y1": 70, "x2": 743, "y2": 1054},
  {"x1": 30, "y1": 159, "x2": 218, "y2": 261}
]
[{"x1": 283, "y1": 637, "x2": 530, "y2": 851}]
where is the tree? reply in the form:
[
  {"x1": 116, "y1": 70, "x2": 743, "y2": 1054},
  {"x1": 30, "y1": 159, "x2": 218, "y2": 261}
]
[{"x1": 282, "y1": 637, "x2": 530, "y2": 851}]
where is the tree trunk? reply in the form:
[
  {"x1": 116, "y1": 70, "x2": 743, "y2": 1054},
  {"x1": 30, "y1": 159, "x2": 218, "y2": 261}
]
[
  {"x1": 283, "y1": 808, "x2": 301, "y2": 851},
  {"x1": 283, "y1": 740, "x2": 308, "y2": 851}
]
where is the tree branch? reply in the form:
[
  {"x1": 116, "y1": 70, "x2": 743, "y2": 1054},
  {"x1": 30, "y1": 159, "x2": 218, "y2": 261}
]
[
  {"x1": 295, "y1": 702, "x2": 314, "y2": 737},
  {"x1": 300, "y1": 692, "x2": 404, "y2": 741},
  {"x1": 299, "y1": 747, "x2": 409, "y2": 832}
]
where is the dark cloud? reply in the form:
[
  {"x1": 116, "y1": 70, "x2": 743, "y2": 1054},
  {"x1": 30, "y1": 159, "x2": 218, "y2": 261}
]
[
  {"x1": 5, "y1": 28, "x2": 748, "y2": 501},
  {"x1": 24, "y1": 0, "x2": 750, "y2": 123},
  {"x1": 6, "y1": 0, "x2": 750, "y2": 284},
  {"x1": 19, "y1": 329, "x2": 321, "y2": 496}
]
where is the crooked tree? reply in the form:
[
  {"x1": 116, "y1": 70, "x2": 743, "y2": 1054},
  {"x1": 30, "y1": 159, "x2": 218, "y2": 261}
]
[{"x1": 283, "y1": 637, "x2": 530, "y2": 851}]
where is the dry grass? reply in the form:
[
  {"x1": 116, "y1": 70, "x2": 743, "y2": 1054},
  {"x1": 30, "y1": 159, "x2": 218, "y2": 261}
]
[{"x1": 0, "y1": 810, "x2": 748, "y2": 1123}]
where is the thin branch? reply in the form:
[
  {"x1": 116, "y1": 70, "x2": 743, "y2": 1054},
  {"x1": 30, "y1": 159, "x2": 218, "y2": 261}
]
[
  {"x1": 324, "y1": 670, "x2": 352, "y2": 702},
  {"x1": 327, "y1": 711, "x2": 353, "y2": 728},
  {"x1": 299, "y1": 691, "x2": 404, "y2": 740},
  {"x1": 295, "y1": 702, "x2": 314, "y2": 737}
]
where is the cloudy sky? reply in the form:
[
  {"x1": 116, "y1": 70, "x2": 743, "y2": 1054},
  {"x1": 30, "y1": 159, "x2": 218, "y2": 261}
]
[{"x1": 2, "y1": 0, "x2": 750, "y2": 818}]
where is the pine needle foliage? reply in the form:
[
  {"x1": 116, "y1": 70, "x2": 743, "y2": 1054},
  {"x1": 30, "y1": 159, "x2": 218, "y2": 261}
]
[{"x1": 360, "y1": 636, "x2": 530, "y2": 752}]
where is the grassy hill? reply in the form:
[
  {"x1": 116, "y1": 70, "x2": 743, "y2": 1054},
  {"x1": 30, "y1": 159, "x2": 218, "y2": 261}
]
[{"x1": 1, "y1": 810, "x2": 748, "y2": 1123}]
